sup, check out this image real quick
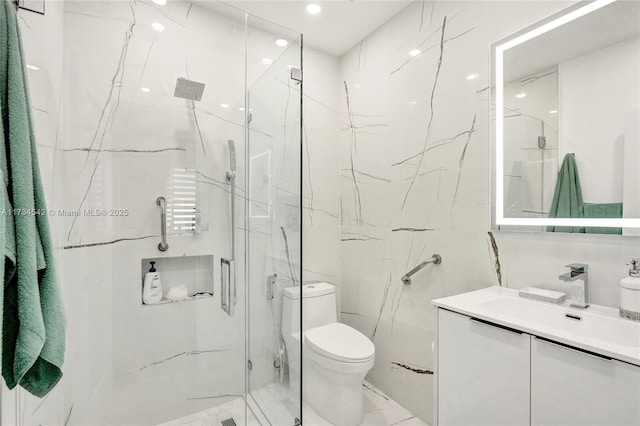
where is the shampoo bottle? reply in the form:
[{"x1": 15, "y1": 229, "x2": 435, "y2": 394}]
[
  {"x1": 620, "y1": 258, "x2": 640, "y2": 321},
  {"x1": 143, "y1": 261, "x2": 163, "y2": 304}
]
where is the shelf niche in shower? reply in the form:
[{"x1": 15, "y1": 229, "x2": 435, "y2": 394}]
[{"x1": 141, "y1": 255, "x2": 214, "y2": 306}]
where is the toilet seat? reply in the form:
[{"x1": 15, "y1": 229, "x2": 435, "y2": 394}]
[{"x1": 304, "y1": 323, "x2": 375, "y2": 363}]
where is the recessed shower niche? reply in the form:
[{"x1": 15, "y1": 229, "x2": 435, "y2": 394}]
[{"x1": 141, "y1": 255, "x2": 214, "y2": 306}]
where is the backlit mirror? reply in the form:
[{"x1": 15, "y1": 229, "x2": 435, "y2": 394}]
[{"x1": 492, "y1": 0, "x2": 640, "y2": 235}]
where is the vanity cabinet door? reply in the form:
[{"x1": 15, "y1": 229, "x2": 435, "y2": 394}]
[
  {"x1": 437, "y1": 309, "x2": 530, "y2": 426},
  {"x1": 531, "y1": 337, "x2": 640, "y2": 425}
]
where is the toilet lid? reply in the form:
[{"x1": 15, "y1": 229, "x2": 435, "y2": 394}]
[{"x1": 304, "y1": 323, "x2": 375, "y2": 362}]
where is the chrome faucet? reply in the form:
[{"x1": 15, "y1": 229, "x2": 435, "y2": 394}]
[{"x1": 559, "y1": 263, "x2": 589, "y2": 308}]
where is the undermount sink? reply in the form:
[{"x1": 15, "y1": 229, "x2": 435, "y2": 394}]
[{"x1": 433, "y1": 286, "x2": 640, "y2": 365}]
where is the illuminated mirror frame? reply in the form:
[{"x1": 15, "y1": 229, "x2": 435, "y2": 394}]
[{"x1": 493, "y1": 0, "x2": 640, "y2": 229}]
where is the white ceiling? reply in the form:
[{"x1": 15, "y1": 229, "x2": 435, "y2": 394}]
[{"x1": 223, "y1": 0, "x2": 411, "y2": 57}]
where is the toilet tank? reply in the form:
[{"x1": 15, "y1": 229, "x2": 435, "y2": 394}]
[{"x1": 282, "y1": 283, "x2": 337, "y2": 336}]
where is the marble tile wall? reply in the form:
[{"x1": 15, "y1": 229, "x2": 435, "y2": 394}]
[
  {"x1": 301, "y1": 49, "x2": 342, "y2": 291},
  {"x1": 334, "y1": 1, "x2": 640, "y2": 424}
]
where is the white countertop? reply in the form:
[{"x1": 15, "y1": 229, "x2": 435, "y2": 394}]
[{"x1": 433, "y1": 286, "x2": 640, "y2": 366}]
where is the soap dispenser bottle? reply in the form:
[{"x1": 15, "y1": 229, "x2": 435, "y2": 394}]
[
  {"x1": 620, "y1": 258, "x2": 640, "y2": 321},
  {"x1": 143, "y1": 261, "x2": 163, "y2": 304}
]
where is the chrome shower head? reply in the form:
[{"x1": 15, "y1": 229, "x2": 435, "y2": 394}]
[{"x1": 173, "y1": 77, "x2": 205, "y2": 101}]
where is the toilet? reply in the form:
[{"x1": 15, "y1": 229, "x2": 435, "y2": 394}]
[{"x1": 282, "y1": 283, "x2": 375, "y2": 426}]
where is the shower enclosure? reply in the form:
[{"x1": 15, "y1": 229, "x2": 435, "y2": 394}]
[
  {"x1": 3, "y1": 1, "x2": 302, "y2": 425},
  {"x1": 500, "y1": 67, "x2": 558, "y2": 231},
  {"x1": 246, "y1": 17, "x2": 303, "y2": 426}
]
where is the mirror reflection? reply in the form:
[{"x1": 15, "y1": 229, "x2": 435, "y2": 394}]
[{"x1": 496, "y1": 0, "x2": 640, "y2": 234}]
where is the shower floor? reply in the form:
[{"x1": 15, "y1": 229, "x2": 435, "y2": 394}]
[
  {"x1": 158, "y1": 397, "x2": 259, "y2": 426},
  {"x1": 159, "y1": 381, "x2": 426, "y2": 426}
]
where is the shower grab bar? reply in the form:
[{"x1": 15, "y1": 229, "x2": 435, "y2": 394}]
[
  {"x1": 401, "y1": 254, "x2": 441, "y2": 285},
  {"x1": 156, "y1": 196, "x2": 169, "y2": 251}
]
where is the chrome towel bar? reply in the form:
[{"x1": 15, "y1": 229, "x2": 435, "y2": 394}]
[{"x1": 402, "y1": 253, "x2": 441, "y2": 285}]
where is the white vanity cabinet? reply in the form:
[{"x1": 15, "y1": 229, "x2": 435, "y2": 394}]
[
  {"x1": 531, "y1": 337, "x2": 640, "y2": 426},
  {"x1": 436, "y1": 303, "x2": 640, "y2": 426},
  {"x1": 436, "y1": 309, "x2": 530, "y2": 426}
]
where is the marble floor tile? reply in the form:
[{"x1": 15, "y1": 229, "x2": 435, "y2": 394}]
[
  {"x1": 157, "y1": 381, "x2": 427, "y2": 426},
  {"x1": 303, "y1": 381, "x2": 428, "y2": 426}
]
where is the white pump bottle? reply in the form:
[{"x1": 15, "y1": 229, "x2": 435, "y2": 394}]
[{"x1": 143, "y1": 261, "x2": 163, "y2": 304}]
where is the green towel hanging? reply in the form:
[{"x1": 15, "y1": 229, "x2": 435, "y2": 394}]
[
  {"x1": 547, "y1": 153, "x2": 585, "y2": 233},
  {"x1": 584, "y1": 203, "x2": 623, "y2": 234},
  {"x1": 0, "y1": 0, "x2": 66, "y2": 397}
]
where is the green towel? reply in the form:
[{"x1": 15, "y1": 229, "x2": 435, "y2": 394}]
[
  {"x1": 0, "y1": 0, "x2": 66, "y2": 397},
  {"x1": 547, "y1": 153, "x2": 584, "y2": 233},
  {"x1": 584, "y1": 203, "x2": 623, "y2": 235}
]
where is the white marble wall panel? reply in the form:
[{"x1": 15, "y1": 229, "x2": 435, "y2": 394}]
[{"x1": 301, "y1": 48, "x2": 342, "y2": 296}]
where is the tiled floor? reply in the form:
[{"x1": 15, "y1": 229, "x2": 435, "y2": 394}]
[
  {"x1": 159, "y1": 381, "x2": 426, "y2": 426},
  {"x1": 304, "y1": 382, "x2": 427, "y2": 426}
]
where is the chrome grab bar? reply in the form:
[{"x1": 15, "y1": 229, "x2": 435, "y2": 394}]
[
  {"x1": 401, "y1": 253, "x2": 441, "y2": 285},
  {"x1": 156, "y1": 196, "x2": 169, "y2": 251}
]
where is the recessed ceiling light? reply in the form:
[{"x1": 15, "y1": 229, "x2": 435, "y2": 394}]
[
  {"x1": 409, "y1": 49, "x2": 421, "y2": 57},
  {"x1": 262, "y1": 58, "x2": 273, "y2": 65},
  {"x1": 26, "y1": 64, "x2": 40, "y2": 71},
  {"x1": 141, "y1": 87, "x2": 150, "y2": 93},
  {"x1": 152, "y1": 22, "x2": 165, "y2": 32},
  {"x1": 515, "y1": 93, "x2": 527, "y2": 99},
  {"x1": 276, "y1": 39, "x2": 288, "y2": 47},
  {"x1": 152, "y1": 0, "x2": 166, "y2": 5},
  {"x1": 221, "y1": 103, "x2": 229, "y2": 108},
  {"x1": 239, "y1": 107, "x2": 245, "y2": 111},
  {"x1": 466, "y1": 73, "x2": 479, "y2": 80},
  {"x1": 306, "y1": 3, "x2": 321, "y2": 14},
  {"x1": 549, "y1": 110, "x2": 558, "y2": 114},
  {"x1": 409, "y1": 101, "x2": 417, "y2": 105}
]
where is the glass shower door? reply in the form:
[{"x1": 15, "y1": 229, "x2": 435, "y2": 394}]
[{"x1": 245, "y1": 25, "x2": 302, "y2": 426}]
